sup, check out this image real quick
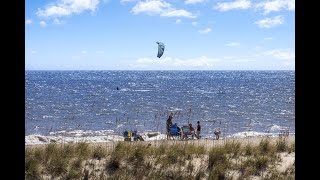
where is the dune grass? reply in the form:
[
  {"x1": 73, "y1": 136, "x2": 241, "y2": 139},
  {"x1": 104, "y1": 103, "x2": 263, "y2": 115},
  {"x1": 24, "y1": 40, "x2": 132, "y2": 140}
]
[{"x1": 25, "y1": 137, "x2": 295, "y2": 179}]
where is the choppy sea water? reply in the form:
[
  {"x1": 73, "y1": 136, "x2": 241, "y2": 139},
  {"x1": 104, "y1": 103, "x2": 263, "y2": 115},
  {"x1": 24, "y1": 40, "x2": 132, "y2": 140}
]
[{"x1": 25, "y1": 71, "x2": 295, "y2": 144}]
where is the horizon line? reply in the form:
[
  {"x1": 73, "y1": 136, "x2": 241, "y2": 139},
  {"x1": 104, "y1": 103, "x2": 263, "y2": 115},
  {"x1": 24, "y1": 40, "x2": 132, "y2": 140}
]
[{"x1": 25, "y1": 69, "x2": 295, "y2": 71}]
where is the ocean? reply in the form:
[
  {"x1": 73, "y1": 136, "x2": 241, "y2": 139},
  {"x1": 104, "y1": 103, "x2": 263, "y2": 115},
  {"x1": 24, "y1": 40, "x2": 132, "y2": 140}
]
[{"x1": 25, "y1": 71, "x2": 295, "y2": 144}]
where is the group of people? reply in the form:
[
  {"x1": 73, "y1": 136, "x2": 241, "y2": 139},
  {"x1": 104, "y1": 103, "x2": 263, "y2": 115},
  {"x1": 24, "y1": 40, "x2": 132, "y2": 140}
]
[
  {"x1": 166, "y1": 112, "x2": 202, "y2": 140},
  {"x1": 123, "y1": 130, "x2": 144, "y2": 141},
  {"x1": 123, "y1": 112, "x2": 222, "y2": 142}
]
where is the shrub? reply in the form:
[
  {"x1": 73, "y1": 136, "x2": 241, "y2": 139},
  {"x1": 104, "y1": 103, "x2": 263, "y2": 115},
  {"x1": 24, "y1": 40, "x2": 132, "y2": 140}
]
[
  {"x1": 288, "y1": 141, "x2": 295, "y2": 153},
  {"x1": 25, "y1": 158, "x2": 41, "y2": 180},
  {"x1": 208, "y1": 147, "x2": 228, "y2": 170},
  {"x1": 106, "y1": 158, "x2": 120, "y2": 174},
  {"x1": 243, "y1": 143, "x2": 254, "y2": 156},
  {"x1": 258, "y1": 138, "x2": 273, "y2": 155},
  {"x1": 46, "y1": 155, "x2": 68, "y2": 177},
  {"x1": 75, "y1": 142, "x2": 90, "y2": 159},
  {"x1": 276, "y1": 137, "x2": 288, "y2": 152},
  {"x1": 224, "y1": 140, "x2": 241, "y2": 157},
  {"x1": 92, "y1": 146, "x2": 106, "y2": 160}
]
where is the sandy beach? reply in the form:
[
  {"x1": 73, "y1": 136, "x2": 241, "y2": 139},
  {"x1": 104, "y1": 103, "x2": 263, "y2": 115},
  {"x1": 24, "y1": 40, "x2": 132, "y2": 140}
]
[
  {"x1": 26, "y1": 134, "x2": 295, "y2": 149},
  {"x1": 26, "y1": 135, "x2": 295, "y2": 180}
]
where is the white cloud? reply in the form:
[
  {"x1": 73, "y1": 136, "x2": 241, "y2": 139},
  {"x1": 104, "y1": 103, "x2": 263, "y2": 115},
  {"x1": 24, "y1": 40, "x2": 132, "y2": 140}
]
[
  {"x1": 161, "y1": 9, "x2": 196, "y2": 18},
  {"x1": 36, "y1": 0, "x2": 100, "y2": 18},
  {"x1": 25, "y1": 19, "x2": 33, "y2": 25},
  {"x1": 132, "y1": 0, "x2": 171, "y2": 15},
  {"x1": 120, "y1": 0, "x2": 138, "y2": 3},
  {"x1": 255, "y1": 46, "x2": 264, "y2": 51},
  {"x1": 185, "y1": 0, "x2": 206, "y2": 5},
  {"x1": 53, "y1": 18, "x2": 64, "y2": 25},
  {"x1": 127, "y1": 49, "x2": 295, "y2": 70},
  {"x1": 282, "y1": 61, "x2": 293, "y2": 66},
  {"x1": 263, "y1": 49, "x2": 294, "y2": 60},
  {"x1": 225, "y1": 42, "x2": 240, "y2": 47},
  {"x1": 233, "y1": 59, "x2": 256, "y2": 63},
  {"x1": 198, "y1": 28, "x2": 211, "y2": 34},
  {"x1": 191, "y1": 21, "x2": 198, "y2": 26},
  {"x1": 131, "y1": 0, "x2": 196, "y2": 18},
  {"x1": 223, "y1": 54, "x2": 258, "y2": 62},
  {"x1": 215, "y1": 0, "x2": 251, "y2": 11},
  {"x1": 254, "y1": 15, "x2": 284, "y2": 28},
  {"x1": 175, "y1": 19, "x2": 181, "y2": 24},
  {"x1": 31, "y1": 50, "x2": 37, "y2": 54},
  {"x1": 229, "y1": 49, "x2": 295, "y2": 63},
  {"x1": 39, "y1": 21, "x2": 47, "y2": 27},
  {"x1": 264, "y1": 37, "x2": 273, "y2": 40},
  {"x1": 131, "y1": 56, "x2": 221, "y2": 69},
  {"x1": 81, "y1": 50, "x2": 87, "y2": 54},
  {"x1": 256, "y1": 0, "x2": 295, "y2": 14},
  {"x1": 223, "y1": 56, "x2": 236, "y2": 59},
  {"x1": 213, "y1": 0, "x2": 294, "y2": 16}
]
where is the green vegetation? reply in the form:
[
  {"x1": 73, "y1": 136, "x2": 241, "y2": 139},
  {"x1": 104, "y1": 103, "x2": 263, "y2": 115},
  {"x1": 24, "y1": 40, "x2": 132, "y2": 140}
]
[{"x1": 25, "y1": 137, "x2": 295, "y2": 179}]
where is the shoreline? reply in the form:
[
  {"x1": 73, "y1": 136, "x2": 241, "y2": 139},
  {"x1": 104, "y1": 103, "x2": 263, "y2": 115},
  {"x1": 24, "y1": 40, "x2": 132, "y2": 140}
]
[{"x1": 25, "y1": 134, "x2": 295, "y2": 148}]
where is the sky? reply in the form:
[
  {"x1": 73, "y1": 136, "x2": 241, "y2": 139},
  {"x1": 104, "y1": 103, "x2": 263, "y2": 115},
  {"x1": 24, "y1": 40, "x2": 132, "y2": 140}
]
[{"x1": 25, "y1": 0, "x2": 295, "y2": 70}]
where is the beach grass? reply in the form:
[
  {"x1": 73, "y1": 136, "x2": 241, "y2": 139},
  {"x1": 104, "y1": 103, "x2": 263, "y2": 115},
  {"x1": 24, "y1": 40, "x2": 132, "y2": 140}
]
[{"x1": 25, "y1": 136, "x2": 295, "y2": 180}]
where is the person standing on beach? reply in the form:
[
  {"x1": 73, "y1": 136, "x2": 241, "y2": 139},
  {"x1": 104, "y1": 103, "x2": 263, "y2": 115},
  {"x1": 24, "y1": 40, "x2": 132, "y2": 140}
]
[
  {"x1": 196, "y1": 121, "x2": 201, "y2": 139},
  {"x1": 166, "y1": 113, "x2": 173, "y2": 140},
  {"x1": 189, "y1": 123, "x2": 195, "y2": 140},
  {"x1": 214, "y1": 128, "x2": 221, "y2": 140},
  {"x1": 169, "y1": 112, "x2": 173, "y2": 119}
]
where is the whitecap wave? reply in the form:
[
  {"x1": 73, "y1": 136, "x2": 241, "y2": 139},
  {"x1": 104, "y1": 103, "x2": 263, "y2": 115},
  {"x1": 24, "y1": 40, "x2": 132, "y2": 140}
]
[
  {"x1": 25, "y1": 130, "x2": 166, "y2": 145},
  {"x1": 25, "y1": 134, "x2": 124, "y2": 145},
  {"x1": 227, "y1": 131, "x2": 274, "y2": 138},
  {"x1": 48, "y1": 129, "x2": 115, "y2": 137}
]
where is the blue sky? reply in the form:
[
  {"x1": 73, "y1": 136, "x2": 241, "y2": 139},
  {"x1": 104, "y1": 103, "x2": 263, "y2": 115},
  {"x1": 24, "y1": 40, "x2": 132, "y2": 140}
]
[{"x1": 25, "y1": 0, "x2": 295, "y2": 70}]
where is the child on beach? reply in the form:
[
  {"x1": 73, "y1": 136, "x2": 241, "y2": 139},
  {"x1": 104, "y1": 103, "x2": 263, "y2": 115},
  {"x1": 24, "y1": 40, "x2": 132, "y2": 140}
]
[
  {"x1": 196, "y1": 121, "x2": 201, "y2": 139},
  {"x1": 189, "y1": 123, "x2": 195, "y2": 139},
  {"x1": 214, "y1": 128, "x2": 221, "y2": 140}
]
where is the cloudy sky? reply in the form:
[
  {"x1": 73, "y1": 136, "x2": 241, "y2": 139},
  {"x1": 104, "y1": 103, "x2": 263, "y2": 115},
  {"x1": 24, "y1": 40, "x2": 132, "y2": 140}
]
[{"x1": 25, "y1": 0, "x2": 295, "y2": 70}]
